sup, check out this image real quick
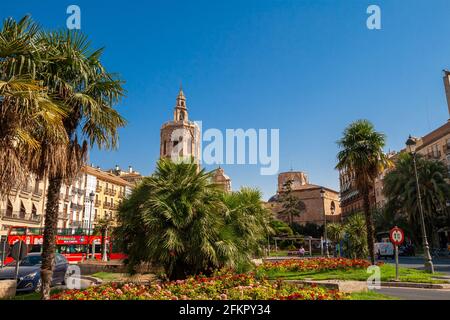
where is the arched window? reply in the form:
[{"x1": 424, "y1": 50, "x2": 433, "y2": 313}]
[
  {"x1": 19, "y1": 201, "x2": 26, "y2": 219},
  {"x1": 6, "y1": 200, "x2": 13, "y2": 217},
  {"x1": 330, "y1": 201, "x2": 336, "y2": 215}
]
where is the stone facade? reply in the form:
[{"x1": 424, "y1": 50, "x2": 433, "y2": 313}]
[{"x1": 267, "y1": 171, "x2": 341, "y2": 225}]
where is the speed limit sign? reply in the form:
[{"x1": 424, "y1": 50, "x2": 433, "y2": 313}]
[{"x1": 389, "y1": 226, "x2": 404, "y2": 246}]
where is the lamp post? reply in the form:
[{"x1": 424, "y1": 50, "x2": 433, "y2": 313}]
[
  {"x1": 87, "y1": 191, "x2": 95, "y2": 260},
  {"x1": 405, "y1": 135, "x2": 434, "y2": 273},
  {"x1": 320, "y1": 188, "x2": 330, "y2": 258},
  {"x1": 102, "y1": 213, "x2": 110, "y2": 262}
]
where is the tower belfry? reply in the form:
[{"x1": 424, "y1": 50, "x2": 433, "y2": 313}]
[{"x1": 174, "y1": 86, "x2": 188, "y2": 122}]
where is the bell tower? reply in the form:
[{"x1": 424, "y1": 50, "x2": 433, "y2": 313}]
[{"x1": 160, "y1": 86, "x2": 200, "y2": 164}]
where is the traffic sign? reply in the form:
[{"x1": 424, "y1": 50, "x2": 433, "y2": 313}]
[
  {"x1": 10, "y1": 240, "x2": 27, "y2": 261},
  {"x1": 389, "y1": 227, "x2": 404, "y2": 246}
]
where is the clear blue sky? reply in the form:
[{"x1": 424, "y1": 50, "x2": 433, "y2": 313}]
[{"x1": 4, "y1": 0, "x2": 450, "y2": 199}]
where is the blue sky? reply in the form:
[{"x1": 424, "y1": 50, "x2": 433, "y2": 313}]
[{"x1": 3, "y1": 0, "x2": 450, "y2": 199}]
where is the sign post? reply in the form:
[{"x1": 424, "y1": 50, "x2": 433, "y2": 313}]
[{"x1": 389, "y1": 226, "x2": 405, "y2": 281}]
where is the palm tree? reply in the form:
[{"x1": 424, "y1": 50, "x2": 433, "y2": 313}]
[
  {"x1": 1, "y1": 16, "x2": 126, "y2": 298},
  {"x1": 0, "y1": 17, "x2": 68, "y2": 195},
  {"x1": 221, "y1": 188, "x2": 273, "y2": 271},
  {"x1": 343, "y1": 213, "x2": 369, "y2": 259},
  {"x1": 383, "y1": 152, "x2": 450, "y2": 246},
  {"x1": 115, "y1": 159, "x2": 271, "y2": 279},
  {"x1": 35, "y1": 30, "x2": 125, "y2": 299},
  {"x1": 326, "y1": 223, "x2": 344, "y2": 256},
  {"x1": 94, "y1": 217, "x2": 112, "y2": 261},
  {"x1": 336, "y1": 120, "x2": 391, "y2": 264},
  {"x1": 116, "y1": 158, "x2": 231, "y2": 280}
]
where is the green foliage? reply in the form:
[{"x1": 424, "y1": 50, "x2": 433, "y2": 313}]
[
  {"x1": 326, "y1": 223, "x2": 344, "y2": 243},
  {"x1": 277, "y1": 180, "x2": 305, "y2": 226},
  {"x1": 383, "y1": 152, "x2": 450, "y2": 245},
  {"x1": 270, "y1": 219, "x2": 293, "y2": 237},
  {"x1": 115, "y1": 158, "x2": 271, "y2": 279},
  {"x1": 343, "y1": 213, "x2": 369, "y2": 259},
  {"x1": 291, "y1": 222, "x2": 324, "y2": 238}
]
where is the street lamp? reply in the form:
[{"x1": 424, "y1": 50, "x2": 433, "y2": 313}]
[
  {"x1": 87, "y1": 191, "x2": 95, "y2": 260},
  {"x1": 102, "y1": 213, "x2": 110, "y2": 262},
  {"x1": 320, "y1": 188, "x2": 330, "y2": 258},
  {"x1": 405, "y1": 135, "x2": 434, "y2": 273}
]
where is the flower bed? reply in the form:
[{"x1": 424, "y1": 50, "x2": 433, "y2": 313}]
[
  {"x1": 51, "y1": 272, "x2": 346, "y2": 300},
  {"x1": 257, "y1": 258, "x2": 371, "y2": 274}
]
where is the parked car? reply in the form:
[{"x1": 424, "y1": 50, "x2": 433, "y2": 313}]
[{"x1": 0, "y1": 253, "x2": 69, "y2": 292}]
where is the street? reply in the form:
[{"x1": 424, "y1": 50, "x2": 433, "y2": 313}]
[
  {"x1": 375, "y1": 287, "x2": 450, "y2": 300},
  {"x1": 377, "y1": 256, "x2": 450, "y2": 300},
  {"x1": 383, "y1": 256, "x2": 450, "y2": 276}
]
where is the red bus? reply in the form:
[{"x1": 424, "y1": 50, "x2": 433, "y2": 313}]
[{"x1": 1, "y1": 226, "x2": 126, "y2": 265}]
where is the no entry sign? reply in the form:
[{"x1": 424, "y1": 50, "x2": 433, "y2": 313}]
[{"x1": 389, "y1": 227, "x2": 404, "y2": 246}]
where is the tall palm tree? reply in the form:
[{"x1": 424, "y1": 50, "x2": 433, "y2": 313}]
[
  {"x1": 0, "y1": 17, "x2": 68, "y2": 195},
  {"x1": 383, "y1": 152, "x2": 450, "y2": 246},
  {"x1": 336, "y1": 120, "x2": 391, "y2": 264},
  {"x1": 35, "y1": 30, "x2": 126, "y2": 299}
]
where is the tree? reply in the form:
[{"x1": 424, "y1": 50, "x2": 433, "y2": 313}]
[
  {"x1": 115, "y1": 158, "x2": 271, "y2": 279},
  {"x1": 343, "y1": 213, "x2": 369, "y2": 259},
  {"x1": 221, "y1": 188, "x2": 273, "y2": 272},
  {"x1": 383, "y1": 152, "x2": 450, "y2": 246},
  {"x1": 0, "y1": 16, "x2": 68, "y2": 196},
  {"x1": 277, "y1": 180, "x2": 305, "y2": 226},
  {"x1": 1, "y1": 16, "x2": 127, "y2": 298},
  {"x1": 93, "y1": 217, "x2": 112, "y2": 261},
  {"x1": 336, "y1": 120, "x2": 391, "y2": 264},
  {"x1": 326, "y1": 223, "x2": 344, "y2": 256}
]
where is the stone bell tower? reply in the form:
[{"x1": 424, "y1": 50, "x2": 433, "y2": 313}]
[{"x1": 160, "y1": 87, "x2": 201, "y2": 164}]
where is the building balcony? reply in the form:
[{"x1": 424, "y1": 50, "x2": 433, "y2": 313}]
[
  {"x1": 32, "y1": 189, "x2": 43, "y2": 198},
  {"x1": 103, "y1": 202, "x2": 112, "y2": 209},
  {"x1": 96, "y1": 185, "x2": 102, "y2": 192},
  {"x1": 95, "y1": 200, "x2": 102, "y2": 207},
  {"x1": 0, "y1": 210, "x2": 42, "y2": 224},
  {"x1": 426, "y1": 151, "x2": 441, "y2": 159},
  {"x1": 444, "y1": 144, "x2": 450, "y2": 154},
  {"x1": 70, "y1": 203, "x2": 84, "y2": 211},
  {"x1": 104, "y1": 188, "x2": 116, "y2": 196}
]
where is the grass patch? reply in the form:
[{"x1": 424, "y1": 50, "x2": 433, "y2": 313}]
[
  {"x1": 91, "y1": 271, "x2": 122, "y2": 281},
  {"x1": 349, "y1": 291, "x2": 398, "y2": 300},
  {"x1": 262, "y1": 264, "x2": 445, "y2": 283}
]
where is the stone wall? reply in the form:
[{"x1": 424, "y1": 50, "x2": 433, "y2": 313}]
[{"x1": 0, "y1": 280, "x2": 16, "y2": 299}]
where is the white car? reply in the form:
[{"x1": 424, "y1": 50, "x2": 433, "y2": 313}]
[{"x1": 375, "y1": 242, "x2": 394, "y2": 259}]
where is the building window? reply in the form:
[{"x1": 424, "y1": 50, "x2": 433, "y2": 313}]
[
  {"x1": 32, "y1": 204, "x2": 37, "y2": 218},
  {"x1": 6, "y1": 200, "x2": 13, "y2": 217},
  {"x1": 19, "y1": 202, "x2": 26, "y2": 219}
]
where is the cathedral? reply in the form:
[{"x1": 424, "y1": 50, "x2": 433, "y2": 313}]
[{"x1": 160, "y1": 87, "x2": 231, "y2": 192}]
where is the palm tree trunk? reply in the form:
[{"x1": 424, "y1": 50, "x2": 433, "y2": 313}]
[
  {"x1": 363, "y1": 190, "x2": 376, "y2": 264},
  {"x1": 40, "y1": 176, "x2": 62, "y2": 300}
]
